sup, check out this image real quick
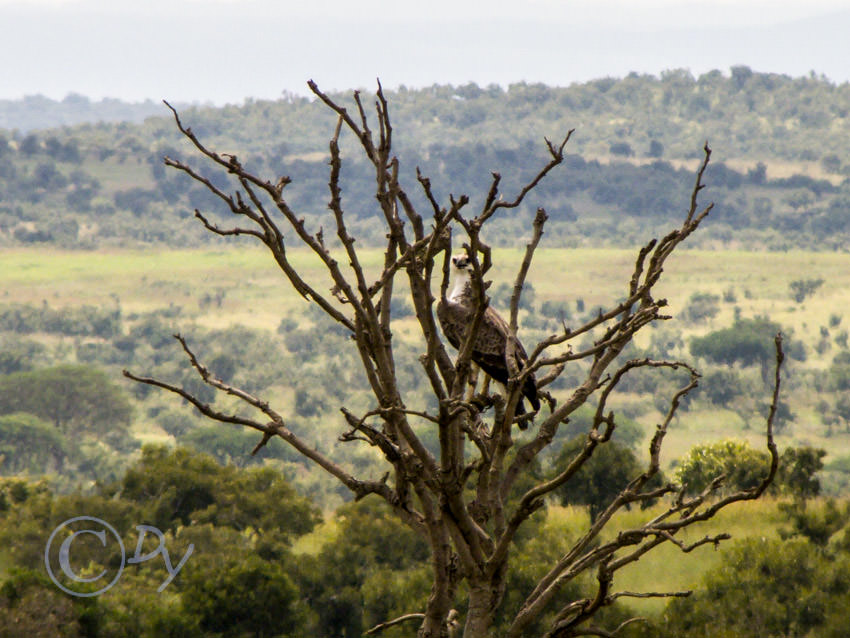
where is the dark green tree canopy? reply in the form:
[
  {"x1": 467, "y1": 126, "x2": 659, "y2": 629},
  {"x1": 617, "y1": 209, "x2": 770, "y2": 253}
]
[
  {"x1": 0, "y1": 413, "x2": 69, "y2": 475},
  {"x1": 690, "y1": 318, "x2": 787, "y2": 381},
  {"x1": 112, "y1": 445, "x2": 320, "y2": 538},
  {"x1": 181, "y1": 554, "x2": 305, "y2": 638},
  {"x1": 553, "y1": 436, "x2": 665, "y2": 522},
  {"x1": 675, "y1": 439, "x2": 771, "y2": 495},
  {"x1": 0, "y1": 364, "x2": 132, "y2": 435}
]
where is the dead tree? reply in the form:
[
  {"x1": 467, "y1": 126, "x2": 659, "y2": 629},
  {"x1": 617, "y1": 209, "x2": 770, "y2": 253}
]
[{"x1": 124, "y1": 82, "x2": 784, "y2": 638}]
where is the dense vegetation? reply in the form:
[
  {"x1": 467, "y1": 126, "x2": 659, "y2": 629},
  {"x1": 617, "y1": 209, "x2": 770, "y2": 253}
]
[
  {"x1": 1, "y1": 446, "x2": 847, "y2": 638},
  {"x1": 3, "y1": 273, "x2": 849, "y2": 504},
  {"x1": 2, "y1": 67, "x2": 850, "y2": 250}
]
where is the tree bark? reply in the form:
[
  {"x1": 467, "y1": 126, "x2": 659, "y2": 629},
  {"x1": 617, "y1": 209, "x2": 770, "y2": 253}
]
[{"x1": 463, "y1": 582, "x2": 497, "y2": 638}]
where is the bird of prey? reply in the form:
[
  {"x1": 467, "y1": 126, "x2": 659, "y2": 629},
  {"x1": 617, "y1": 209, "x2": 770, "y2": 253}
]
[{"x1": 437, "y1": 253, "x2": 540, "y2": 417}]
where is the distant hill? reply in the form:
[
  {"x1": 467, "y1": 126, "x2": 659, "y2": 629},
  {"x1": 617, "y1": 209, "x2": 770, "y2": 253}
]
[
  {"x1": 0, "y1": 93, "x2": 189, "y2": 132},
  {"x1": 1, "y1": 68, "x2": 848, "y2": 250}
]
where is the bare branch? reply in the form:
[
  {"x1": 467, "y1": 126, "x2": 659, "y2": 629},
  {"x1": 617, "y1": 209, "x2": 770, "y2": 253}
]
[
  {"x1": 479, "y1": 130, "x2": 574, "y2": 224},
  {"x1": 307, "y1": 81, "x2": 376, "y2": 161},
  {"x1": 123, "y1": 337, "x2": 394, "y2": 503},
  {"x1": 686, "y1": 143, "x2": 712, "y2": 225},
  {"x1": 121, "y1": 368, "x2": 269, "y2": 433},
  {"x1": 365, "y1": 613, "x2": 426, "y2": 635},
  {"x1": 192, "y1": 210, "x2": 264, "y2": 240},
  {"x1": 608, "y1": 590, "x2": 691, "y2": 603},
  {"x1": 510, "y1": 207, "x2": 548, "y2": 331}
]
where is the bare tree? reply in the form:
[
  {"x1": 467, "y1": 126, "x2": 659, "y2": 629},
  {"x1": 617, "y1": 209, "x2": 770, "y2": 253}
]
[{"x1": 124, "y1": 82, "x2": 784, "y2": 638}]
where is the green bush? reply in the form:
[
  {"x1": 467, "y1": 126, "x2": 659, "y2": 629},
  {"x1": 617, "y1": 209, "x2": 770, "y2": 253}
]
[
  {"x1": 0, "y1": 365, "x2": 132, "y2": 436},
  {"x1": 181, "y1": 554, "x2": 305, "y2": 638},
  {"x1": 0, "y1": 413, "x2": 69, "y2": 475},
  {"x1": 659, "y1": 538, "x2": 850, "y2": 637},
  {"x1": 114, "y1": 445, "x2": 320, "y2": 538},
  {"x1": 553, "y1": 436, "x2": 665, "y2": 522},
  {"x1": 675, "y1": 440, "x2": 770, "y2": 495}
]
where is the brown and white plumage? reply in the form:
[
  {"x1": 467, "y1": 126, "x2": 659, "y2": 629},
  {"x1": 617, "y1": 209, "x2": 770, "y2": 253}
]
[{"x1": 437, "y1": 253, "x2": 540, "y2": 417}]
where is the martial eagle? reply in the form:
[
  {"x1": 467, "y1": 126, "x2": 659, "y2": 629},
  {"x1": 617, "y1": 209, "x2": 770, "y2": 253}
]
[{"x1": 437, "y1": 253, "x2": 540, "y2": 417}]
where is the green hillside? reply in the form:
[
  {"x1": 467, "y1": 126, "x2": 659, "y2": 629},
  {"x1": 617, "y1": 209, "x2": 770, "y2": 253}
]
[{"x1": 1, "y1": 67, "x2": 848, "y2": 250}]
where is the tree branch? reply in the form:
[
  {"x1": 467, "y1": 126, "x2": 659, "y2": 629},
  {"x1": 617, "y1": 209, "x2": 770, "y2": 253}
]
[
  {"x1": 122, "y1": 336, "x2": 394, "y2": 502},
  {"x1": 510, "y1": 207, "x2": 548, "y2": 331},
  {"x1": 365, "y1": 613, "x2": 426, "y2": 635},
  {"x1": 478, "y1": 130, "x2": 573, "y2": 224}
]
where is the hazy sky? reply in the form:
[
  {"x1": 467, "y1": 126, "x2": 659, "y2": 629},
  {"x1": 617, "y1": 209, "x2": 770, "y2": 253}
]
[{"x1": 2, "y1": 0, "x2": 849, "y2": 103}]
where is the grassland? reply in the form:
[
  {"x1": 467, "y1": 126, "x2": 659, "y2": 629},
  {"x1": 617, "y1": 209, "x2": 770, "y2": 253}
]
[
  {"x1": 291, "y1": 497, "x2": 792, "y2": 616},
  {"x1": 3, "y1": 245, "x2": 847, "y2": 333},
  {"x1": 2, "y1": 243, "x2": 848, "y2": 421},
  {"x1": 4, "y1": 243, "x2": 850, "y2": 478},
  {"x1": 4, "y1": 245, "x2": 849, "y2": 619},
  {"x1": 3, "y1": 246, "x2": 846, "y2": 375}
]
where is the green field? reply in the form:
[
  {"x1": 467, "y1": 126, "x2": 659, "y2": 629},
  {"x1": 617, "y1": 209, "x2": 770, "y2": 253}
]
[
  {"x1": 3, "y1": 245, "x2": 847, "y2": 333},
  {"x1": 3, "y1": 245, "x2": 849, "y2": 626},
  {"x1": 291, "y1": 498, "x2": 790, "y2": 616}
]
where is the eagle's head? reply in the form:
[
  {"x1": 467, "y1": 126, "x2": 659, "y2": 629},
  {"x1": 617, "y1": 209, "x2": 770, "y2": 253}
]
[
  {"x1": 448, "y1": 253, "x2": 474, "y2": 300},
  {"x1": 451, "y1": 253, "x2": 470, "y2": 272}
]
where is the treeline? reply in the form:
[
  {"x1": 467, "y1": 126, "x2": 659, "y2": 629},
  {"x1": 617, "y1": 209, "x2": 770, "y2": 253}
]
[
  {"x1": 1, "y1": 68, "x2": 850, "y2": 249},
  {"x1": 2, "y1": 446, "x2": 849, "y2": 638},
  {"x1": 6, "y1": 68, "x2": 850, "y2": 163}
]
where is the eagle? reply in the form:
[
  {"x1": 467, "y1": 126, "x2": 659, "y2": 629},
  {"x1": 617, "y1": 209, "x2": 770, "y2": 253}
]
[{"x1": 437, "y1": 253, "x2": 540, "y2": 418}]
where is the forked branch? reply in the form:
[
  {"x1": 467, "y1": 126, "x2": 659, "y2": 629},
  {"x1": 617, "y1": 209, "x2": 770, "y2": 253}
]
[
  {"x1": 123, "y1": 335, "x2": 395, "y2": 503},
  {"x1": 522, "y1": 334, "x2": 784, "y2": 638}
]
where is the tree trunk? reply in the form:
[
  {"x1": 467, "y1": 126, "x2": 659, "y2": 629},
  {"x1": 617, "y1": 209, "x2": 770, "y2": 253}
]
[
  {"x1": 463, "y1": 583, "x2": 497, "y2": 638},
  {"x1": 418, "y1": 616, "x2": 448, "y2": 638}
]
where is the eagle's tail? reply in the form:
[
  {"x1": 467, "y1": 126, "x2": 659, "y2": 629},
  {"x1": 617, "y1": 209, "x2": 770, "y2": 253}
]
[{"x1": 523, "y1": 375, "x2": 540, "y2": 412}]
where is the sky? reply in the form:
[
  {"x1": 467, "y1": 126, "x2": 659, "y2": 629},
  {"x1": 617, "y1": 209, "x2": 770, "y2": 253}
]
[{"x1": 2, "y1": 0, "x2": 849, "y2": 104}]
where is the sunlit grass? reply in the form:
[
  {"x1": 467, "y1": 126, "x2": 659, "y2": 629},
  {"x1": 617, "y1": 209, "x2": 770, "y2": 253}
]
[
  {"x1": 292, "y1": 517, "x2": 341, "y2": 556},
  {"x1": 3, "y1": 246, "x2": 847, "y2": 336},
  {"x1": 544, "y1": 497, "x2": 787, "y2": 616}
]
